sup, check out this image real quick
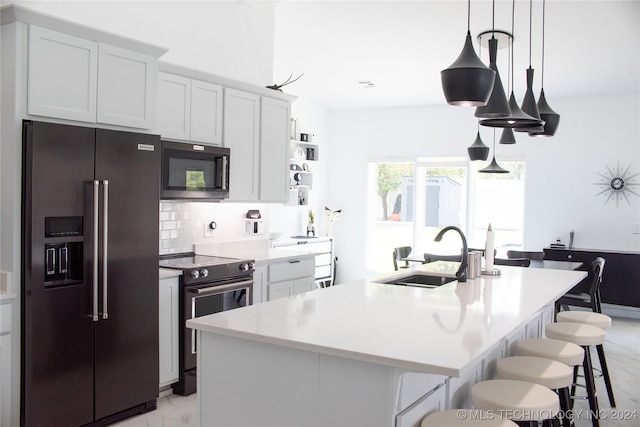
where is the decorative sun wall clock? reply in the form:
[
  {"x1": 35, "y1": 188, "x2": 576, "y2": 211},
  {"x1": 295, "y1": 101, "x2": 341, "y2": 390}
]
[{"x1": 594, "y1": 162, "x2": 639, "y2": 206}]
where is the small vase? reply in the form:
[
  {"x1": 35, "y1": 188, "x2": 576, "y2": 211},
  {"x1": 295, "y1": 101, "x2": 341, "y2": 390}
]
[{"x1": 306, "y1": 224, "x2": 315, "y2": 237}]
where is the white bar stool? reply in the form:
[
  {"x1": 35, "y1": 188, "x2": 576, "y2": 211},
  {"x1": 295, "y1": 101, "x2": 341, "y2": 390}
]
[
  {"x1": 556, "y1": 311, "x2": 616, "y2": 407},
  {"x1": 545, "y1": 322, "x2": 605, "y2": 427},
  {"x1": 497, "y1": 356, "x2": 573, "y2": 427},
  {"x1": 421, "y1": 409, "x2": 518, "y2": 426},
  {"x1": 514, "y1": 338, "x2": 584, "y2": 367},
  {"x1": 471, "y1": 379, "x2": 561, "y2": 427}
]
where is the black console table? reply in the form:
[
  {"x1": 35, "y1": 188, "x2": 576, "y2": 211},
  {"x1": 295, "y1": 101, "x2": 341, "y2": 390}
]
[{"x1": 544, "y1": 247, "x2": 640, "y2": 308}]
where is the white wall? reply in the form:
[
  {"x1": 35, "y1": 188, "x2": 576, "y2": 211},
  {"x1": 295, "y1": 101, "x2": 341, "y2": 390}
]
[{"x1": 327, "y1": 94, "x2": 640, "y2": 283}]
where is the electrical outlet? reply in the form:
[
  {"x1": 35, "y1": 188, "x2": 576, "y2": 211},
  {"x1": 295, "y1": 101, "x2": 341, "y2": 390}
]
[
  {"x1": 204, "y1": 221, "x2": 217, "y2": 238},
  {"x1": 633, "y1": 223, "x2": 640, "y2": 234}
]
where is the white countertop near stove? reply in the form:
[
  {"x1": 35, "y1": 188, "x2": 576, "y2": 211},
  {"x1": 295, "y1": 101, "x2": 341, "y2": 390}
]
[
  {"x1": 195, "y1": 240, "x2": 318, "y2": 266},
  {"x1": 187, "y1": 265, "x2": 586, "y2": 376},
  {"x1": 159, "y1": 267, "x2": 182, "y2": 279}
]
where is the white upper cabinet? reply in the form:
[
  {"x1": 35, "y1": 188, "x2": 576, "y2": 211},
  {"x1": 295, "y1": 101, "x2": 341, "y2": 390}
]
[
  {"x1": 157, "y1": 73, "x2": 191, "y2": 140},
  {"x1": 157, "y1": 72, "x2": 223, "y2": 145},
  {"x1": 260, "y1": 97, "x2": 290, "y2": 202},
  {"x1": 97, "y1": 44, "x2": 156, "y2": 129},
  {"x1": 224, "y1": 88, "x2": 260, "y2": 201},
  {"x1": 190, "y1": 80, "x2": 223, "y2": 144},
  {"x1": 28, "y1": 25, "x2": 98, "y2": 123},
  {"x1": 27, "y1": 25, "x2": 157, "y2": 129}
]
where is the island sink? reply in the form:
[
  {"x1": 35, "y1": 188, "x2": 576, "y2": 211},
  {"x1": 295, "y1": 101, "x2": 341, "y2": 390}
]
[{"x1": 380, "y1": 274, "x2": 455, "y2": 288}]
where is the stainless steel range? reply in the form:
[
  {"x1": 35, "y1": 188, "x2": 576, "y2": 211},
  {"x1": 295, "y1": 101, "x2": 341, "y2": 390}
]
[{"x1": 159, "y1": 252, "x2": 255, "y2": 396}]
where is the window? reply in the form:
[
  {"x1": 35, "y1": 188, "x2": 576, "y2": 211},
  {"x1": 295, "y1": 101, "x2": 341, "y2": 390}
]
[{"x1": 366, "y1": 158, "x2": 525, "y2": 275}]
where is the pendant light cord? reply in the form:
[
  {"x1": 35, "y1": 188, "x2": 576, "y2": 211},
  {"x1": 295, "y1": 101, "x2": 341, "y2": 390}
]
[
  {"x1": 528, "y1": 0, "x2": 533, "y2": 67},
  {"x1": 541, "y1": 0, "x2": 546, "y2": 87},
  {"x1": 467, "y1": 0, "x2": 471, "y2": 32},
  {"x1": 510, "y1": 0, "x2": 515, "y2": 92},
  {"x1": 492, "y1": 0, "x2": 495, "y2": 36}
]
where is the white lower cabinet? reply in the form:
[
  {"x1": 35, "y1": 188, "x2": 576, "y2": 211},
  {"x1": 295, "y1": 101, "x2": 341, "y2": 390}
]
[
  {"x1": 396, "y1": 379, "x2": 447, "y2": 427},
  {"x1": 254, "y1": 257, "x2": 315, "y2": 303},
  {"x1": 159, "y1": 274, "x2": 179, "y2": 387},
  {"x1": 1, "y1": 300, "x2": 13, "y2": 427}
]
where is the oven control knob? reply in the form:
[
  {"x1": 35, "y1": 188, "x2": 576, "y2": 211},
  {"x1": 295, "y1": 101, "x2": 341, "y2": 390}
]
[
  {"x1": 200, "y1": 268, "x2": 209, "y2": 278},
  {"x1": 190, "y1": 269, "x2": 200, "y2": 279},
  {"x1": 248, "y1": 262, "x2": 256, "y2": 271},
  {"x1": 239, "y1": 263, "x2": 250, "y2": 272}
]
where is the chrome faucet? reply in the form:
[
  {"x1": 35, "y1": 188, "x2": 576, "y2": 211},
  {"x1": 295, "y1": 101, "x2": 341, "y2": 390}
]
[{"x1": 434, "y1": 226, "x2": 468, "y2": 282}]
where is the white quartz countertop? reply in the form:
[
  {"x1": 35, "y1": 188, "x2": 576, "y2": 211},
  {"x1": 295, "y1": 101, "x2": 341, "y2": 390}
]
[
  {"x1": 195, "y1": 240, "x2": 318, "y2": 265},
  {"x1": 159, "y1": 267, "x2": 182, "y2": 279},
  {"x1": 187, "y1": 266, "x2": 586, "y2": 376}
]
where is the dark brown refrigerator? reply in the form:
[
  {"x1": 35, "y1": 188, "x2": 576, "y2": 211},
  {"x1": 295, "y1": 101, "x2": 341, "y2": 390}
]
[{"x1": 21, "y1": 121, "x2": 160, "y2": 426}]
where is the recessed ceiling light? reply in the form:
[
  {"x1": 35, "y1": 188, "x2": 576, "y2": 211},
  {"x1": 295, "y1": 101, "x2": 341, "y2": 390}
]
[{"x1": 356, "y1": 80, "x2": 376, "y2": 88}]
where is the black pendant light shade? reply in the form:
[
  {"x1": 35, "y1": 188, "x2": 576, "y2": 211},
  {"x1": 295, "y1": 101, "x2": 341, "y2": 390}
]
[
  {"x1": 514, "y1": 67, "x2": 543, "y2": 132},
  {"x1": 441, "y1": 32, "x2": 496, "y2": 106},
  {"x1": 479, "y1": 156, "x2": 510, "y2": 173},
  {"x1": 480, "y1": 91, "x2": 543, "y2": 129},
  {"x1": 468, "y1": 131, "x2": 490, "y2": 160},
  {"x1": 499, "y1": 127, "x2": 517, "y2": 144},
  {"x1": 480, "y1": 132, "x2": 509, "y2": 173},
  {"x1": 529, "y1": 91, "x2": 560, "y2": 137},
  {"x1": 475, "y1": 38, "x2": 510, "y2": 118}
]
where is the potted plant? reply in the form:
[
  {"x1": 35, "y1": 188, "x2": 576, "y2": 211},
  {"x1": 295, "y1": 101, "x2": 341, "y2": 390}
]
[{"x1": 307, "y1": 210, "x2": 315, "y2": 237}]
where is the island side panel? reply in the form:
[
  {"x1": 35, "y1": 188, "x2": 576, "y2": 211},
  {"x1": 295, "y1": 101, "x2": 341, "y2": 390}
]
[{"x1": 197, "y1": 332, "x2": 320, "y2": 427}]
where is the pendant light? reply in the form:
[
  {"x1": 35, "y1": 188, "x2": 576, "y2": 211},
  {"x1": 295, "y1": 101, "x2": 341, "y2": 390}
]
[
  {"x1": 468, "y1": 123, "x2": 490, "y2": 161},
  {"x1": 480, "y1": 0, "x2": 543, "y2": 130},
  {"x1": 500, "y1": 127, "x2": 517, "y2": 144},
  {"x1": 474, "y1": 0, "x2": 510, "y2": 118},
  {"x1": 515, "y1": 0, "x2": 545, "y2": 133},
  {"x1": 479, "y1": 130, "x2": 509, "y2": 174},
  {"x1": 441, "y1": 0, "x2": 496, "y2": 106},
  {"x1": 529, "y1": 0, "x2": 560, "y2": 137}
]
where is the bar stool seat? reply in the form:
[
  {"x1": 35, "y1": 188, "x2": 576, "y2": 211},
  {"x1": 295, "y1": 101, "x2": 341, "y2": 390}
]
[
  {"x1": 421, "y1": 410, "x2": 518, "y2": 426},
  {"x1": 545, "y1": 322, "x2": 604, "y2": 427},
  {"x1": 497, "y1": 356, "x2": 572, "y2": 390},
  {"x1": 471, "y1": 379, "x2": 560, "y2": 422},
  {"x1": 557, "y1": 311, "x2": 611, "y2": 330},
  {"x1": 545, "y1": 322, "x2": 605, "y2": 346},
  {"x1": 497, "y1": 356, "x2": 573, "y2": 427},
  {"x1": 515, "y1": 338, "x2": 583, "y2": 367}
]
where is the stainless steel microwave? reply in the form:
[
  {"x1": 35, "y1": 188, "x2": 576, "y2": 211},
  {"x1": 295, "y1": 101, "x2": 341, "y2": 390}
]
[{"x1": 161, "y1": 141, "x2": 230, "y2": 200}]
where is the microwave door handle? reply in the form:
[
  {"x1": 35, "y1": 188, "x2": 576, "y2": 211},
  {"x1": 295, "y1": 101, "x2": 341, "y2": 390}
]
[
  {"x1": 102, "y1": 180, "x2": 109, "y2": 320},
  {"x1": 221, "y1": 155, "x2": 228, "y2": 190},
  {"x1": 91, "y1": 181, "x2": 99, "y2": 321}
]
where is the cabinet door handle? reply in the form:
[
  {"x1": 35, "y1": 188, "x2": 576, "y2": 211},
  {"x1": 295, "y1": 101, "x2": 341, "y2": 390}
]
[{"x1": 288, "y1": 259, "x2": 301, "y2": 264}]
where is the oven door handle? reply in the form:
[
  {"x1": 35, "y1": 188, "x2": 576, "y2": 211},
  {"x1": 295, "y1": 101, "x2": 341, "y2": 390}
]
[{"x1": 187, "y1": 279, "x2": 253, "y2": 295}]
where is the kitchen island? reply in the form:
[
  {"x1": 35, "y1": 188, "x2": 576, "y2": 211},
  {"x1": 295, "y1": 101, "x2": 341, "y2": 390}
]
[{"x1": 187, "y1": 264, "x2": 586, "y2": 427}]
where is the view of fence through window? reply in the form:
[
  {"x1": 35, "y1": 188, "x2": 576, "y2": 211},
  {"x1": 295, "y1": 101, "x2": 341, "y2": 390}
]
[{"x1": 367, "y1": 159, "x2": 524, "y2": 274}]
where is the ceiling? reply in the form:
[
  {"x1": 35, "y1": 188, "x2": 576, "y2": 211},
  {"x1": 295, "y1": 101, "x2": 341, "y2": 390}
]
[{"x1": 271, "y1": 1, "x2": 640, "y2": 111}]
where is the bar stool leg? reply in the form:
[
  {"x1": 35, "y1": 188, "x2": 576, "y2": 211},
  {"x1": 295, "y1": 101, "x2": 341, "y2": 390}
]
[
  {"x1": 596, "y1": 344, "x2": 616, "y2": 407},
  {"x1": 582, "y1": 346, "x2": 600, "y2": 427},
  {"x1": 570, "y1": 365, "x2": 579, "y2": 409}
]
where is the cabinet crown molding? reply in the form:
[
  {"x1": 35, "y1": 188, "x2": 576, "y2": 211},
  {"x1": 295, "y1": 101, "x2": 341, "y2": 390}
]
[{"x1": 1, "y1": 3, "x2": 168, "y2": 58}]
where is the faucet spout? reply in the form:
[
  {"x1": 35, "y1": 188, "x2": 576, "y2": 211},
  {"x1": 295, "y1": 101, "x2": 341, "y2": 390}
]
[{"x1": 434, "y1": 226, "x2": 468, "y2": 282}]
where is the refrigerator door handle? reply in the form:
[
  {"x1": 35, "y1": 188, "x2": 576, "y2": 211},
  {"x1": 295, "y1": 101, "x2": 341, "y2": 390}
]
[
  {"x1": 92, "y1": 180, "x2": 99, "y2": 321},
  {"x1": 102, "y1": 180, "x2": 109, "y2": 319}
]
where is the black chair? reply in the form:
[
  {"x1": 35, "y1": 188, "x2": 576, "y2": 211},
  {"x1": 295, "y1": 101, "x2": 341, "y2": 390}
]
[
  {"x1": 423, "y1": 253, "x2": 462, "y2": 263},
  {"x1": 494, "y1": 257, "x2": 531, "y2": 267},
  {"x1": 507, "y1": 250, "x2": 545, "y2": 261},
  {"x1": 392, "y1": 246, "x2": 413, "y2": 271}
]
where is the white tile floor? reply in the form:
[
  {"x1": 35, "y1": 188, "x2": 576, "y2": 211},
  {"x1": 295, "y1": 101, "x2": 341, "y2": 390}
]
[{"x1": 114, "y1": 317, "x2": 640, "y2": 427}]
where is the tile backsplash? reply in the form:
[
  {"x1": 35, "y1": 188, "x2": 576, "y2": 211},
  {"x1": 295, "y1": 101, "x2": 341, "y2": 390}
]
[{"x1": 159, "y1": 201, "x2": 271, "y2": 255}]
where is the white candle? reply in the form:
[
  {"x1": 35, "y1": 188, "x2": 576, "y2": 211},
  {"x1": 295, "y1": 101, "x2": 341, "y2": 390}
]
[{"x1": 485, "y1": 223, "x2": 494, "y2": 271}]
